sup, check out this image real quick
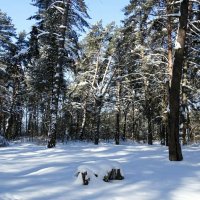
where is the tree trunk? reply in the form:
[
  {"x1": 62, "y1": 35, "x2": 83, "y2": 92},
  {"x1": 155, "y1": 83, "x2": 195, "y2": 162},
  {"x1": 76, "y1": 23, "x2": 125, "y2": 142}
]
[
  {"x1": 122, "y1": 112, "x2": 127, "y2": 141},
  {"x1": 115, "y1": 79, "x2": 121, "y2": 145},
  {"x1": 147, "y1": 116, "x2": 153, "y2": 145},
  {"x1": 160, "y1": 123, "x2": 166, "y2": 145},
  {"x1": 161, "y1": 81, "x2": 170, "y2": 146},
  {"x1": 167, "y1": 0, "x2": 173, "y2": 81},
  {"x1": 80, "y1": 101, "x2": 87, "y2": 140},
  {"x1": 131, "y1": 103, "x2": 135, "y2": 141},
  {"x1": 5, "y1": 75, "x2": 21, "y2": 140},
  {"x1": 166, "y1": 0, "x2": 174, "y2": 146},
  {"x1": 94, "y1": 97, "x2": 102, "y2": 145},
  {"x1": 181, "y1": 61, "x2": 189, "y2": 145},
  {"x1": 181, "y1": 1, "x2": 192, "y2": 145},
  {"x1": 5, "y1": 113, "x2": 15, "y2": 140},
  {"x1": 168, "y1": 0, "x2": 189, "y2": 161},
  {"x1": 47, "y1": 1, "x2": 70, "y2": 148},
  {"x1": 115, "y1": 111, "x2": 120, "y2": 145}
]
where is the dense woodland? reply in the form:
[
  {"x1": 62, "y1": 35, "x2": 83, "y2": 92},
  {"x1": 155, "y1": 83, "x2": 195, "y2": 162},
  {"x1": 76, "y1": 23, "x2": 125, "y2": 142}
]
[{"x1": 0, "y1": 0, "x2": 199, "y2": 161}]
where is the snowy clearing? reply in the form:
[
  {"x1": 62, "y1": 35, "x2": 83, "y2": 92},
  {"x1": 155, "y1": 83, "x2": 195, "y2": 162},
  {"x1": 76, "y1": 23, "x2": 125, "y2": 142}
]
[{"x1": 0, "y1": 142, "x2": 200, "y2": 200}]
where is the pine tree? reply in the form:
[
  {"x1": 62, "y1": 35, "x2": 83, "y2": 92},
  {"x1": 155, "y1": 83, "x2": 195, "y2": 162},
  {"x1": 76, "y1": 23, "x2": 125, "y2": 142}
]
[
  {"x1": 69, "y1": 21, "x2": 116, "y2": 144},
  {"x1": 29, "y1": 0, "x2": 90, "y2": 147},
  {"x1": 0, "y1": 9, "x2": 17, "y2": 138}
]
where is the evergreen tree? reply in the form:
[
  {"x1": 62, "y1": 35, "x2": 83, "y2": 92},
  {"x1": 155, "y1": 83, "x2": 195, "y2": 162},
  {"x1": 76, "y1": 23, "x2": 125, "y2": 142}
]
[
  {"x1": 29, "y1": 0, "x2": 90, "y2": 147},
  {"x1": 0, "y1": 9, "x2": 17, "y2": 138},
  {"x1": 69, "y1": 21, "x2": 116, "y2": 144}
]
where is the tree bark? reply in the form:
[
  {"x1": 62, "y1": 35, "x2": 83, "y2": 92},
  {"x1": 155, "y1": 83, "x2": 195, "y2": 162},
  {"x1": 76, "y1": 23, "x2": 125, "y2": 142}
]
[
  {"x1": 167, "y1": 0, "x2": 173, "y2": 81},
  {"x1": 80, "y1": 101, "x2": 87, "y2": 140},
  {"x1": 47, "y1": 0, "x2": 70, "y2": 148},
  {"x1": 94, "y1": 97, "x2": 102, "y2": 145},
  {"x1": 181, "y1": 1, "x2": 192, "y2": 145},
  {"x1": 122, "y1": 111, "x2": 127, "y2": 142},
  {"x1": 115, "y1": 79, "x2": 121, "y2": 145},
  {"x1": 168, "y1": 0, "x2": 189, "y2": 161},
  {"x1": 147, "y1": 115, "x2": 153, "y2": 145}
]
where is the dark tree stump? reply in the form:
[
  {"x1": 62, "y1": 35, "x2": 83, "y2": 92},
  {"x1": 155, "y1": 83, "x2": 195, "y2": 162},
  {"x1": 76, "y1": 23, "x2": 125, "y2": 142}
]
[
  {"x1": 75, "y1": 171, "x2": 90, "y2": 185},
  {"x1": 104, "y1": 169, "x2": 124, "y2": 182},
  {"x1": 75, "y1": 163, "x2": 124, "y2": 185}
]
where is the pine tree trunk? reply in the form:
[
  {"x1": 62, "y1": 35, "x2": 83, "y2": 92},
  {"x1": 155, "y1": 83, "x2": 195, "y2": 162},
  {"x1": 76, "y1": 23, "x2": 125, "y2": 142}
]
[
  {"x1": 5, "y1": 77, "x2": 20, "y2": 140},
  {"x1": 166, "y1": 1, "x2": 174, "y2": 146},
  {"x1": 94, "y1": 97, "x2": 102, "y2": 145},
  {"x1": 115, "y1": 79, "x2": 121, "y2": 145},
  {"x1": 122, "y1": 111, "x2": 127, "y2": 141},
  {"x1": 167, "y1": 0, "x2": 173, "y2": 81},
  {"x1": 80, "y1": 101, "x2": 87, "y2": 140},
  {"x1": 115, "y1": 111, "x2": 120, "y2": 145},
  {"x1": 147, "y1": 116, "x2": 153, "y2": 145},
  {"x1": 47, "y1": 1, "x2": 70, "y2": 148},
  {"x1": 47, "y1": 94, "x2": 57, "y2": 148},
  {"x1": 181, "y1": 2, "x2": 192, "y2": 145},
  {"x1": 160, "y1": 123, "x2": 166, "y2": 145},
  {"x1": 131, "y1": 103, "x2": 135, "y2": 141},
  {"x1": 144, "y1": 79, "x2": 153, "y2": 145},
  {"x1": 168, "y1": 0, "x2": 189, "y2": 161},
  {"x1": 181, "y1": 61, "x2": 189, "y2": 145},
  {"x1": 5, "y1": 113, "x2": 15, "y2": 140},
  {"x1": 161, "y1": 81, "x2": 169, "y2": 146}
]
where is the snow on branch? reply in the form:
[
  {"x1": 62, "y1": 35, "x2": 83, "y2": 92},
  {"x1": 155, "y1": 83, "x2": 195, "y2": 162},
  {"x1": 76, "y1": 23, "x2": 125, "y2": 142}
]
[
  {"x1": 51, "y1": 5, "x2": 64, "y2": 14},
  {"x1": 188, "y1": 20, "x2": 200, "y2": 36},
  {"x1": 49, "y1": 1, "x2": 64, "y2": 8},
  {"x1": 37, "y1": 30, "x2": 50, "y2": 38},
  {"x1": 161, "y1": 12, "x2": 181, "y2": 18},
  {"x1": 190, "y1": 0, "x2": 200, "y2": 4},
  {"x1": 168, "y1": 0, "x2": 184, "y2": 5}
]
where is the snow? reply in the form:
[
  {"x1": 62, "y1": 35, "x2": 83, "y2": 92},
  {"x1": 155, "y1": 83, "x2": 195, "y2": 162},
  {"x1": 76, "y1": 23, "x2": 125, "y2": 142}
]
[
  {"x1": 0, "y1": 142, "x2": 200, "y2": 200},
  {"x1": 17, "y1": 48, "x2": 28, "y2": 56},
  {"x1": 37, "y1": 31, "x2": 50, "y2": 38},
  {"x1": 175, "y1": 40, "x2": 181, "y2": 49},
  {"x1": 13, "y1": 48, "x2": 29, "y2": 58},
  {"x1": 59, "y1": 25, "x2": 66, "y2": 29}
]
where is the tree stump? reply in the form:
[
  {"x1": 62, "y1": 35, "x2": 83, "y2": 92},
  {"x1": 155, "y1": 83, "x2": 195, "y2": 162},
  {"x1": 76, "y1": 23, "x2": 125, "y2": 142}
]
[
  {"x1": 75, "y1": 162, "x2": 124, "y2": 185},
  {"x1": 104, "y1": 168, "x2": 124, "y2": 182},
  {"x1": 76, "y1": 171, "x2": 90, "y2": 185}
]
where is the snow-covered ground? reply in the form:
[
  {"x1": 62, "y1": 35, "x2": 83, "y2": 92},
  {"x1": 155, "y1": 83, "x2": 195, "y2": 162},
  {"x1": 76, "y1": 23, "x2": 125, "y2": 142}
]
[{"x1": 0, "y1": 141, "x2": 200, "y2": 200}]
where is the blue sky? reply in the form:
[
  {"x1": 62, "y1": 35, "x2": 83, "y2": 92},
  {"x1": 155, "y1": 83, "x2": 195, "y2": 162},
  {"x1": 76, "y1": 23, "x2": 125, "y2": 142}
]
[{"x1": 0, "y1": 0, "x2": 129, "y2": 34}]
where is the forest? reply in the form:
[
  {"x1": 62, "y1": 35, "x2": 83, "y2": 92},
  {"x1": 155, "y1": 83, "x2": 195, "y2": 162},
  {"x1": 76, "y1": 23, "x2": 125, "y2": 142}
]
[{"x1": 0, "y1": 0, "x2": 200, "y2": 162}]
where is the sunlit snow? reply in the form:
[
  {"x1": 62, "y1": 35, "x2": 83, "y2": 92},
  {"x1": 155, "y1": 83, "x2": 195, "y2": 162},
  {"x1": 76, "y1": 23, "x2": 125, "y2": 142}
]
[{"x1": 0, "y1": 142, "x2": 200, "y2": 200}]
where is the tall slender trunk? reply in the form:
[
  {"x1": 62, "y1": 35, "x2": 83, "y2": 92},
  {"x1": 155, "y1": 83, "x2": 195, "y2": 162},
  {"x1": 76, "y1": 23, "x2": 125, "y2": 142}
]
[
  {"x1": 144, "y1": 79, "x2": 153, "y2": 145},
  {"x1": 147, "y1": 115, "x2": 153, "y2": 145},
  {"x1": 28, "y1": 106, "x2": 37, "y2": 140},
  {"x1": 181, "y1": 1, "x2": 192, "y2": 145},
  {"x1": 80, "y1": 101, "x2": 87, "y2": 140},
  {"x1": 115, "y1": 111, "x2": 120, "y2": 144},
  {"x1": 160, "y1": 123, "x2": 166, "y2": 145},
  {"x1": 47, "y1": 1, "x2": 70, "y2": 148},
  {"x1": 94, "y1": 97, "x2": 102, "y2": 145},
  {"x1": 115, "y1": 78, "x2": 121, "y2": 145},
  {"x1": 131, "y1": 103, "x2": 135, "y2": 141},
  {"x1": 167, "y1": 0, "x2": 173, "y2": 81},
  {"x1": 122, "y1": 111, "x2": 127, "y2": 141},
  {"x1": 168, "y1": 0, "x2": 189, "y2": 161},
  {"x1": 166, "y1": 0, "x2": 174, "y2": 146},
  {"x1": 5, "y1": 75, "x2": 20, "y2": 140},
  {"x1": 181, "y1": 61, "x2": 189, "y2": 145},
  {"x1": 161, "y1": 82, "x2": 168, "y2": 145}
]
